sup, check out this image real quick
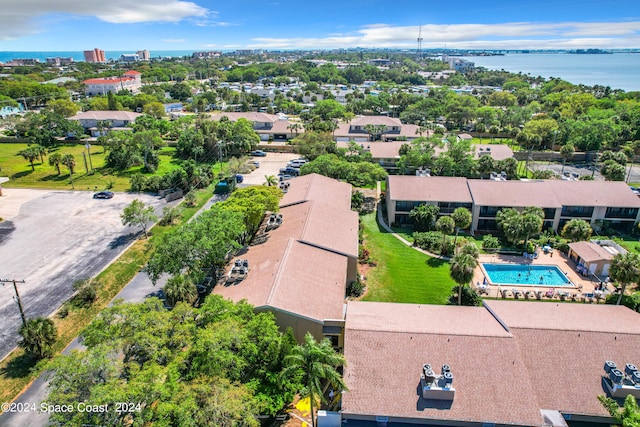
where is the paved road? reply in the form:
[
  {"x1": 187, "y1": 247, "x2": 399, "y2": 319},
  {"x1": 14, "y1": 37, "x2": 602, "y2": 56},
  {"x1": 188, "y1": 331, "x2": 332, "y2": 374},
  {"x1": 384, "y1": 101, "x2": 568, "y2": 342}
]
[
  {"x1": 0, "y1": 192, "x2": 224, "y2": 427},
  {"x1": 0, "y1": 189, "x2": 168, "y2": 361}
]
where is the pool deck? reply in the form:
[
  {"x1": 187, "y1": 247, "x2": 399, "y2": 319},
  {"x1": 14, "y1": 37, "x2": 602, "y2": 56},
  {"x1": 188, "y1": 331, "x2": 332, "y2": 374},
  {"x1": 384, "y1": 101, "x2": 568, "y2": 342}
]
[{"x1": 473, "y1": 249, "x2": 613, "y2": 302}]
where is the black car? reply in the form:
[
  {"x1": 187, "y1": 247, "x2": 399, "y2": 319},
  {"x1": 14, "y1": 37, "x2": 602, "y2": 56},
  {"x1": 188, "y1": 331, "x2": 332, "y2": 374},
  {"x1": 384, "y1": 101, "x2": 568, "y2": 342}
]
[
  {"x1": 250, "y1": 150, "x2": 267, "y2": 157},
  {"x1": 93, "y1": 191, "x2": 114, "y2": 199}
]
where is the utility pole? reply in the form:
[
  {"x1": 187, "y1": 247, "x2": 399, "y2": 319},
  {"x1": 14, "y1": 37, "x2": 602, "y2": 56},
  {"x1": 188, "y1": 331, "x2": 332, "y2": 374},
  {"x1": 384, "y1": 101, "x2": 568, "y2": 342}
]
[{"x1": 1, "y1": 279, "x2": 27, "y2": 327}]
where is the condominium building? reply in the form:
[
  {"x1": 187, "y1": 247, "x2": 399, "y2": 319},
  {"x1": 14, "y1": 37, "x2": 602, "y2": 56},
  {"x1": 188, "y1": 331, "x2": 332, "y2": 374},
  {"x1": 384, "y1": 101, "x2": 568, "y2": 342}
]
[
  {"x1": 386, "y1": 175, "x2": 640, "y2": 233},
  {"x1": 83, "y1": 48, "x2": 106, "y2": 63},
  {"x1": 82, "y1": 70, "x2": 142, "y2": 96}
]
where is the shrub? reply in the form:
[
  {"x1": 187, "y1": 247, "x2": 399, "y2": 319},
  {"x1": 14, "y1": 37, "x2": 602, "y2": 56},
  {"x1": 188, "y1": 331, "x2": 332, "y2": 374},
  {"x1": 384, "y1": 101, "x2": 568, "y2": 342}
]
[
  {"x1": 160, "y1": 205, "x2": 183, "y2": 226},
  {"x1": 441, "y1": 238, "x2": 455, "y2": 256},
  {"x1": 184, "y1": 191, "x2": 197, "y2": 207},
  {"x1": 413, "y1": 231, "x2": 442, "y2": 253},
  {"x1": 556, "y1": 242, "x2": 570, "y2": 254},
  {"x1": 482, "y1": 234, "x2": 500, "y2": 250},
  {"x1": 56, "y1": 304, "x2": 69, "y2": 319},
  {"x1": 70, "y1": 279, "x2": 99, "y2": 308},
  {"x1": 358, "y1": 246, "x2": 370, "y2": 264},
  {"x1": 348, "y1": 279, "x2": 366, "y2": 298}
]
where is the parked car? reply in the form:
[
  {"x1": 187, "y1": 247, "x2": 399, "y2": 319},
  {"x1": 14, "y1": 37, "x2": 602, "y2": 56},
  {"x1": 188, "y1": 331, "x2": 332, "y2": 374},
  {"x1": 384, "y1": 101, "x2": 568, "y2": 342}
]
[
  {"x1": 235, "y1": 174, "x2": 244, "y2": 183},
  {"x1": 250, "y1": 150, "x2": 267, "y2": 157},
  {"x1": 93, "y1": 191, "x2": 114, "y2": 199},
  {"x1": 279, "y1": 167, "x2": 299, "y2": 176},
  {"x1": 250, "y1": 161, "x2": 260, "y2": 168},
  {"x1": 288, "y1": 159, "x2": 307, "y2": 168},
  {"x1": 278, "y1": 174, "x2": 293, "y2": 181}
]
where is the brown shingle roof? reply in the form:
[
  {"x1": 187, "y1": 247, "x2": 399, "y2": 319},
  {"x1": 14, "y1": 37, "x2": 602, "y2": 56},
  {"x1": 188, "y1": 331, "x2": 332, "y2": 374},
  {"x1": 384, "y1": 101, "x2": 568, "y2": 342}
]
[
  {"x1": 343, "y1": 302, "x2": 543, "y2": 426},
  {"x1": 552, "y1": 180, "x2": 640, "y2": 208},
  {"x1": 350, "y1": 116, "x2": 403, "y2": 126},
  {"x1": 468, "y1": 179, "x2": 562, "y2": 208},
  {"x1": 484, "y1": 300, "x2": 640, "y2": 334},
  {"x1": 213, "y1": 174, "x2": 356, "y2": 322},
  {"x1": 387, "y1": 176, "x2": 473, "y2": 204},
  {"x1": 343, "y1": 301, "x2": 640, "y2": 424},
  {"x1": 209, "y1": 112, "x2": 278, "y2": 123},
  {"x1": 69, "y1": 110, "x2": 142, "y2": 121},
  {"x1": 568, "y1": 241, "x2": 615, "y2": 263},
  {"x1": 475, "y1": 144, "x2": 514, "y2": 161}
]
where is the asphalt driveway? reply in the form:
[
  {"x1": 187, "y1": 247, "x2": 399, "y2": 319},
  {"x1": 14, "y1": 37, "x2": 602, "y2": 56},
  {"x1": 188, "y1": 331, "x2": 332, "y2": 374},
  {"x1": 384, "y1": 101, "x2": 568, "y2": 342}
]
[{"x1": 0, "y1": 189, "x2": 167, "y2": 360}]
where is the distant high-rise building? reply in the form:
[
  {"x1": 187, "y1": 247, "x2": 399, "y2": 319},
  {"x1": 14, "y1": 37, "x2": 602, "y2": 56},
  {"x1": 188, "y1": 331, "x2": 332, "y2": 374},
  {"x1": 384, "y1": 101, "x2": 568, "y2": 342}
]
[
  {"x1": 84, "y1": 48, "x2": 106, "y2": 63},
  {"x1": 120, "y1": 53, "x2": 140, "y2": 62},
  {"x1": 136, "y1": 50, "x2": 151, "y2": 61}
]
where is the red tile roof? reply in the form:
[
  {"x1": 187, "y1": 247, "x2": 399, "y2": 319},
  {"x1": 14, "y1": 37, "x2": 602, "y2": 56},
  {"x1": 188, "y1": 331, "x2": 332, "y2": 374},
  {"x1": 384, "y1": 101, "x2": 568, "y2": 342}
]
[{"x1": 82, "y1": 77, "x2": 135, "y2": 85}]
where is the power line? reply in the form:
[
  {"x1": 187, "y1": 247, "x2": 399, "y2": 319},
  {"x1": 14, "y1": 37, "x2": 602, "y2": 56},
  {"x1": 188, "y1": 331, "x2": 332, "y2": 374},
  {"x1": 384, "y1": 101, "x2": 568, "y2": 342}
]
[{"x1": 0, "y1": 278, "x2": 27, "y2": 327}]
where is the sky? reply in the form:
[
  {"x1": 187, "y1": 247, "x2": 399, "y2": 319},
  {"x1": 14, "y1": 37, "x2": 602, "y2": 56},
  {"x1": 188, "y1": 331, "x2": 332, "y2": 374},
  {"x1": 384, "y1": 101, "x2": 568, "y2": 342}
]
[{"x1": 1, "y1": 0, "x2": 640, "y2": 52}]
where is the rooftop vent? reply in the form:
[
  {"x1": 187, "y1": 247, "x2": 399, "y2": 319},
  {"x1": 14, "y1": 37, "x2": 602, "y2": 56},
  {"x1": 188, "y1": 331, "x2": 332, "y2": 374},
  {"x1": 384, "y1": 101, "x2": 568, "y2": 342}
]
[
  {"x1": 416, "y1": 168, "x2": 430, "y2": 177},
  {"x1": 602, "y1": 361, "x2": 640, "y2": 399},
  {"x1": 266, "y1": 213, "x2": 283, "y2": 231},
  {"x1": 420, "y1": 362, "x2": 455, "y2": 401},
  {"x1": 228, "y1": 259, "x2": 249, "y2": 281}
]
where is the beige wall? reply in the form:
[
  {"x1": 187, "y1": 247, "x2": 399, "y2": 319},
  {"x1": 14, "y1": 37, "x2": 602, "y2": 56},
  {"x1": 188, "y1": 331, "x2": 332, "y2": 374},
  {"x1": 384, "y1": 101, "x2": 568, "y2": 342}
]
[{"x1": 256, "y1": 307, "x2": 345, "y2": 348}]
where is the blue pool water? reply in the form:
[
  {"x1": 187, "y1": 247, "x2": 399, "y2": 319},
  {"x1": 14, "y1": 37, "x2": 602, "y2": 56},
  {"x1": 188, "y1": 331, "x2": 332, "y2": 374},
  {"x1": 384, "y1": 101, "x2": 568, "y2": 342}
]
[{"x1": 481, "y1": 264, "x2": 572, "y2": 287}]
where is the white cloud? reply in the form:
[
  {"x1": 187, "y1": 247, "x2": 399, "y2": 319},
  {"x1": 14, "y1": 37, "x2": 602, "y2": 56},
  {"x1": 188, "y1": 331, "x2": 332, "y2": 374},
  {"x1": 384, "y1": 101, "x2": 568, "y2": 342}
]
[
  {"x1": 246, "y1": 21, "x2": 640, "y2": 50},
  {"x1": 0, "y1": 0, "x2": 209, "y2": 39}
]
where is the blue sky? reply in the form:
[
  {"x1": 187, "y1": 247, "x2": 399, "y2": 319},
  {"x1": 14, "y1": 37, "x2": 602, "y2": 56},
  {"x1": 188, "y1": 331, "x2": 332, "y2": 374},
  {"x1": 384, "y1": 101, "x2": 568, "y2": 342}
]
[{"x1": 1, "y1": 0, "x2": 640, "y2": 52}]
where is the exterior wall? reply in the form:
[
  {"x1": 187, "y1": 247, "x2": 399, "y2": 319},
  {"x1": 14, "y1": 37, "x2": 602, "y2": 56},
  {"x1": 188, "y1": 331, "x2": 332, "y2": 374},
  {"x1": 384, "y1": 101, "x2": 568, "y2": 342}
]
[{"x1": 257, "y1": 307, "x2": 345, "y2": 348}]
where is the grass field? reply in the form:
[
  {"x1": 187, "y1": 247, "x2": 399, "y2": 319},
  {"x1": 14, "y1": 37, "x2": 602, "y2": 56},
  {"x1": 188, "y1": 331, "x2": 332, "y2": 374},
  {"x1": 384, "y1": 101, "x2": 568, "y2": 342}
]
[
  {"x1": 0, "y1": 143, "x2": 183, "y2": 192},
  {"x1": 0, "y1": 185, "x2": 215, "y2": 403},
  {"x1": 360, "y1": 212, "x2": 455, "y2": 305}
]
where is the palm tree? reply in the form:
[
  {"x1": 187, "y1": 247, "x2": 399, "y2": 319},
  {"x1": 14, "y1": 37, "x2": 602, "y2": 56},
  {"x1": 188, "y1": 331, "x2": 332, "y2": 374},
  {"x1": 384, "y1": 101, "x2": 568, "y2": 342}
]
[
  {"x1": 435, "y1": 216, "x2": 455, "y2": 255},
  {"x1": 449, "y1": 252, "x2": 478, "y2": 306},
  {"x1": 560, "y1": 144, "x2": 574, "y2": 175},
  {"x1": 163, "y1": 274, "x2": 198, "y2": 307},
  {"x1": 48, "y1": 152, "x2": 63, "y2": 175},
  {"x1": 264, "y1": 175, "x2": 278, "y2": 186},
  {"x1": 18, "y1": 146, "x2": 40, "y2": 171},
  {"x1": 287, "y1": 122, "x2": 302, "y2": 136},
  {"x1": 62, "y1": 153, "x2": 76, "y2": 175},
  {"x1": 609, "y1": 252, "x2": 640, "y2": 305},
  {"x1": 281, "y1": 333, "x2": 347, "y2": 427},
  {"x1": 451, "y1": 207, "x2": 472, "y2": 250},
  {"x1": 19, "y1": 317, "x2": 57, "y2": 359}
]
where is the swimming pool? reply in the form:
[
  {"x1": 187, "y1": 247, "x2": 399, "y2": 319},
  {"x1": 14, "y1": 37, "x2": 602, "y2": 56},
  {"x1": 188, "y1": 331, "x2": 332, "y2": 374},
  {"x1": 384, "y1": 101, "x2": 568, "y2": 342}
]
[{"x1": 481, "y1": 263, "x2": 573, "y2": 287}]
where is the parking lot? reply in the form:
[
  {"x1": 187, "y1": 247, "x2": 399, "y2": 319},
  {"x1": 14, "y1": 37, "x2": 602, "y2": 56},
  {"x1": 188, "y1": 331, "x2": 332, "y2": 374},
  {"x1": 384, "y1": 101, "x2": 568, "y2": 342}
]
[
  {"x1": 241, "y1": 152, "x2": 300, "y2": 186},
  {"x1": 0, "y1": 189, "x2": 167, "y2": 360}
]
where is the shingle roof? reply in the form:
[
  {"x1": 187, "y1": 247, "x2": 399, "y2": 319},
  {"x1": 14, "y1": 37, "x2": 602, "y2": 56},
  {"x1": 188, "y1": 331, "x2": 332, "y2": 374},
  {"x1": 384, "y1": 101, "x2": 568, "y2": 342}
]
[
  {"x1": 552, "y1": 180, "x2": 640, "y2": 208},
  {"x1": 484, "y1": 300, "x2": 640, "y2": 334},
  {"x1": 485, "y1": 300, "x2": 640, "y2": 418},
  {"x1": 387, "y1": 175, "x2": 473, "y2": 204},
  {"x1": 343, "y1": 301, "x2": 640, "y2": 424},
  {"x1": 213, "y1": 174, "x2": 356, "y2": 323},
  {"x1": 568, "y1": 241, "x2": 615, "y2": 263},
  {"x1": 350, "y1": 116, "x2": 403, "y2": 126},
  {"x1": 468, "y1": 179, "x2": 562, "y2": 208},
  {"x1": 68, "y1": 110, "x2": 142, "y2": 121},
  {"x1": 209, "y1": 112, "x2": 279, "y2": 123},
  {"x1": 343, "y1": 302, "x2": 544, "y2": 426},
  {"x1": 475, "y1": 144, "x2": 514, "y2": 161}
]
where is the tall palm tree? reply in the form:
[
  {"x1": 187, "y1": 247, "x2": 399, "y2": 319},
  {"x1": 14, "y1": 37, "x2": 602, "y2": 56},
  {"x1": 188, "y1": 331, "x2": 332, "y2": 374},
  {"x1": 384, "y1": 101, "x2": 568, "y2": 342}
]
[
  {"x1": 19, "y1": 317, "x2": 57, "y2": 359},
  {"x1": 451, "y1": 207, "x2": 472, "y2": 250},
  {"x1": 48, "y1": 152, "x2": 63, "y2": 175},
  {"x1": 435, "y1": 216, "x2": 455, "y2": 255},
  {"x1": 18, "y1": 146, "x2": 40, "y2": 171},
  {"x1": 163, "y1": 274, "x2": 198, "y2": 307},
  {"x1": 449, "y1": 252, "x2": 478, "y2": 306},
  {"x1": 61, "y1": 153, "x2": 76, "y2": 175},
  {"x1": 281, "y1": 333, "x2": 347, "y2": 427},
  {"x1": 609, "y1": 252, "x2": 640, "y2": 305}
]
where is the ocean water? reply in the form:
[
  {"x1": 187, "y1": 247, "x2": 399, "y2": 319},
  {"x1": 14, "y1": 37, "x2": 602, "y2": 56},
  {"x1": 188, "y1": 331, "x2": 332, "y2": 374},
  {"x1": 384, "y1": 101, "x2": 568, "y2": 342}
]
[
  {"x1": 463, "y1": 52, "x2": 640, "y2": 92},
  {"x1": 0, "y1": 50, "x2": 198, "y2": 63}
]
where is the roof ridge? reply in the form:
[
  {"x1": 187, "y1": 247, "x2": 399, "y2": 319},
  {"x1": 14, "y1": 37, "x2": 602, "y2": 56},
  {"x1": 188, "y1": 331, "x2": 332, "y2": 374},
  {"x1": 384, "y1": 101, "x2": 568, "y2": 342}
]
[
  {"x1": 265, "y1": 238, "x2": 295, "y2": 305},
  {"x1": 346, "y1": 328, "x2": 513, "y2": 338}
]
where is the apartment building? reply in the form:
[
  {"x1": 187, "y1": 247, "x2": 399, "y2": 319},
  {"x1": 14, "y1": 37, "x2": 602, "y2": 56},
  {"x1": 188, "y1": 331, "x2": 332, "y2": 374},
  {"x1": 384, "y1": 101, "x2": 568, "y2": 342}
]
[{"x1": 386, "y1": 176, "x2": 640, "y2": 232}]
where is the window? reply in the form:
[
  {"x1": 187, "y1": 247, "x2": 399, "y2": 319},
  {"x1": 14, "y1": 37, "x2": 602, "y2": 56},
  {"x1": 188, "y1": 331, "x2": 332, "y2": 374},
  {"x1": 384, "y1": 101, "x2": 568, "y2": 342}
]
[
  {"x1": 605, "y1": 207, "x2": 639, "y2": 219},
  {"x1": 561, "y1": 206, "x2": 594, "y2": 217}
]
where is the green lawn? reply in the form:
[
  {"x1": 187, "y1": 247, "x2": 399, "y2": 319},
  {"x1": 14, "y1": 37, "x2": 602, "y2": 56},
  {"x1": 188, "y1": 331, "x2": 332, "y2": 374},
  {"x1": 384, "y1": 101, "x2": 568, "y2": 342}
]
[
  {"x1": 0, "y1": 143, "x2": 183, "y2": 192},
  {"x1": 360, "y1": 212, "x2": 455, "y2": 305}
]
